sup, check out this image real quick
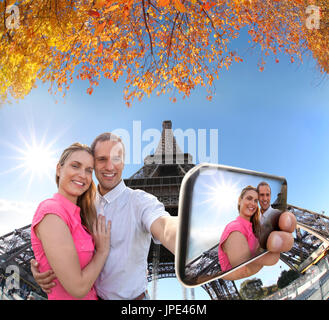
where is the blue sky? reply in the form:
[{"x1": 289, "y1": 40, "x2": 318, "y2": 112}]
[{"x1": 0, "y1": 27, "x2": 329, "y2": 299}]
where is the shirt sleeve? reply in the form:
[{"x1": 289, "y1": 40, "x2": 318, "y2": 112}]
[
  {"x1": 134, "y1": 190, "x2": 170, "y2": 244},
  {"x1": 219, "y1": 220, "x2": 246, "y2": 248},
  {"x1": 32, "y1": 199, "x2": 71, "y2": 234}
]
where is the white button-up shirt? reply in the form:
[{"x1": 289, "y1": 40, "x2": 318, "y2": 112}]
[{"x1": 94, "y1": 180, "x2": 169, "y2": 299}]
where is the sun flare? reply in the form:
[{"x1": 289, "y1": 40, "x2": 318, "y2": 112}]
[
  {"x1": 20, "y1": 142, "x2": 57, "y2": 180},
  {"x1": 197, "y1": 174, "x2": 241, "y2": 214},
  {"x1": 1, "y1": 130, "x2": 59, "y2": 191}
]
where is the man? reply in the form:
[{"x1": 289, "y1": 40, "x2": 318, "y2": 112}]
[
  {"x1": 257, "y1": 181, "x2": 285, "y2": 249},
  {"x1": 31, "y1": 133, "x2": 296, "y2": 299},
  {"x1": 258, "y1": 181, "x2": 272, "y2": 216}
]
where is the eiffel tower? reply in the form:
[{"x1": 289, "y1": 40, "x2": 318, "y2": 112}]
[
  {"x1": 0, "y1": 121, "x2": 328, "y2": 300},
  {"x1": 124, "y1": 120, "x2": 242, "y2": 299}
]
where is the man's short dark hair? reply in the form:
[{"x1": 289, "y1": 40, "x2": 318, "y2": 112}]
[
  {"x1": 257, "y1": 181, "x2": 271, "y2": 193},
  {"x1": 91, "y1": 132, "x2": 125, "y2": 157}
]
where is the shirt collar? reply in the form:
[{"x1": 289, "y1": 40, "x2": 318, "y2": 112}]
[
  {"x1": 53, "y1": 193, "x2": 80, "y2": 217},
  {"x1": 97, "y1": 179, "x2": 126, "y2": 204}
]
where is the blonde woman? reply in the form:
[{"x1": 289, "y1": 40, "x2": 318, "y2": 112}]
[
  {"x1": 218, "y1": 185, "x2": 261, "y2": 273},
  {"x1": 31, "y1": 143, "x2": 111, "y2": 300}
]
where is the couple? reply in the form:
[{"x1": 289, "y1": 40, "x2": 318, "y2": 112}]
[
  {"x1": 31, "y1": 133, "x2": 296, "y2": 299},
  {"x1": 31, "y1": 133, "x2": 176, "y2": 300},
  {"x1": 218, "y1": 183, "x2": 288, "y2": 279}
]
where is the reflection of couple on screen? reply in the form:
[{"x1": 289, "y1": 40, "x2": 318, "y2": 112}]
[{"x1": 218, "y1": 185, "x2": 263, "y2": 272}]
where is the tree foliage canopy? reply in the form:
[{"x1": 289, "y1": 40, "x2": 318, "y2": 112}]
[
  {"x1": 1, "y1": 0, "x2": 328, "y2": 106},
  {"x1": 277, "y1": 269, "x2": 300, "y2": 289}
]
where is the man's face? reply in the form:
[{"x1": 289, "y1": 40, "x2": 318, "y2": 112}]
[
  {"x1": 94, "y1": 140, "x2": 125, "y2": 195},
  {"x1": 258, "y1": 185, "x2": 271, "y2": 212}
]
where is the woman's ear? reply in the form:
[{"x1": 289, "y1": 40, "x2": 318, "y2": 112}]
[{"x1": 56, "y1": 163, "x2": 61, "y2": 181}]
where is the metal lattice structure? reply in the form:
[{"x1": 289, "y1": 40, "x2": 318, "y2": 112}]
[
  {"x1": 280, "y1": 205, "x2": 329, "y2": 273},
  {"x1": 184, "y1": 244, "x2": 222, "y2": 284},
  {"x1": 1, "y1": 120, "x2": 329, "y2": 300},
  {"x1": 0, "y1": 225, "x2": 45, "y2": 297}
]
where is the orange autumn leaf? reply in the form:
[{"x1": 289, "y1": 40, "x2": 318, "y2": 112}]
[
  {"x1": 173, "y1": 0, "x2": 187, "y2": 13},
  {"x1": 97, "y1": 43, "x2": 104, "y2": 54},
  {"x1": 203, "y1": 1, "x2": 216, "y2": 11},
  {"x1": 105, "y1": 0, "x2": 117, "y2": 7},
  {"x1": 94, "y1": 0, "x2": 107, "y2": 9},
  {"x1": 95, "y1": 21, "x2": 106, "y2": 36},
  {"x1": 88, "y1": 9, "x2": 100, "y2": 18},
  {"x1": 158, "y1": 0, "x2": 170, "y2": 6},
  {"x1": 123, "y1": 5, "x2": 130, "y2": 19}
]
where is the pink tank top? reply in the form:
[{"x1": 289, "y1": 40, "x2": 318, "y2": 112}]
[
  {"x1": 218, "y1": 216, "x2": 259, "y2": 272},
  {"x1": 31, "y1": 193, "x2": 98, "y2": 300}
]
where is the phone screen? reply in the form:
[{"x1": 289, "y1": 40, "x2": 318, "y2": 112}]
[{"x1": 176, "y1": 163, "x2": 287, "y2": 287}]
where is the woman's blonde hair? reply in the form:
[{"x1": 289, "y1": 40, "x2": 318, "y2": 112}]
[
  {"x1": 56, "y1": 142, "x2": 97, "y2": 233},
  {"x1": 238, "y1": 185, "x2": 260, "y2": 237}
]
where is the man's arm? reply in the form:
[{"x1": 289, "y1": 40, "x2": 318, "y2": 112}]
[
  {"x1": 32, "y1": 210, "x2": 296, "y2": 287},
  {"x1": 150, "y1": 215, "x2": 178, "y2": 254}
]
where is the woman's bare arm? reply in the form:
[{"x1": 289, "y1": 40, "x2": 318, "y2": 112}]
[{"x1": 35, "y1": 214, "x2": 110, "y2": 299}]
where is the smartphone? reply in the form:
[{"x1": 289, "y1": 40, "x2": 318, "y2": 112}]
[{"x1": 175, "y1": 163, "x2": 287, "y2": 287}]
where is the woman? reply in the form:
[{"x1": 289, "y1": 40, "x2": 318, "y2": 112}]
[
  {"x1": 218, "y1": 185, "x2": 261, "y2": 273},
  {"x1": 31, "y1": 143, "x2": 111, "y2": 300}
]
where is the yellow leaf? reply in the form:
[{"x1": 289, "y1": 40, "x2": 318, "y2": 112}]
[{"x1": 107, "y1": 4, "x2": 120, "y2": 12}]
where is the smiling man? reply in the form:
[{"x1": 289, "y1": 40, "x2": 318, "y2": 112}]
[
  {"x1": 257, "y1": 181, "x2": 272, "y2": 215},
  {"x1": 31, "y1": 133, "x2": 297, "y2": 299},
  {"x1": 90, "y1": 133, "x2": 177, "y2": 300},
  {"x1": 93, "y1": 136, "x2": 125, "y2": 195}
]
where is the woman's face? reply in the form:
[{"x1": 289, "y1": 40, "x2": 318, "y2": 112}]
[
  {"x1": 238, "y1": 190, "x2": 258, "y2": 220},
  {"x1": 56, "y1": 150, "x2": 94, "y2": 203}
]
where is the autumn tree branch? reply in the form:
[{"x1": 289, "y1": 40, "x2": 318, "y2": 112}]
[{"x1": 142, "y1": 0, "x2": 157, "y2": 65}]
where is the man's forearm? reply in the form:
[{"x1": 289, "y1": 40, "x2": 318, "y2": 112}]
[{"x1": 162, "y1": 216, "x2": 178, "y2": 254}]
